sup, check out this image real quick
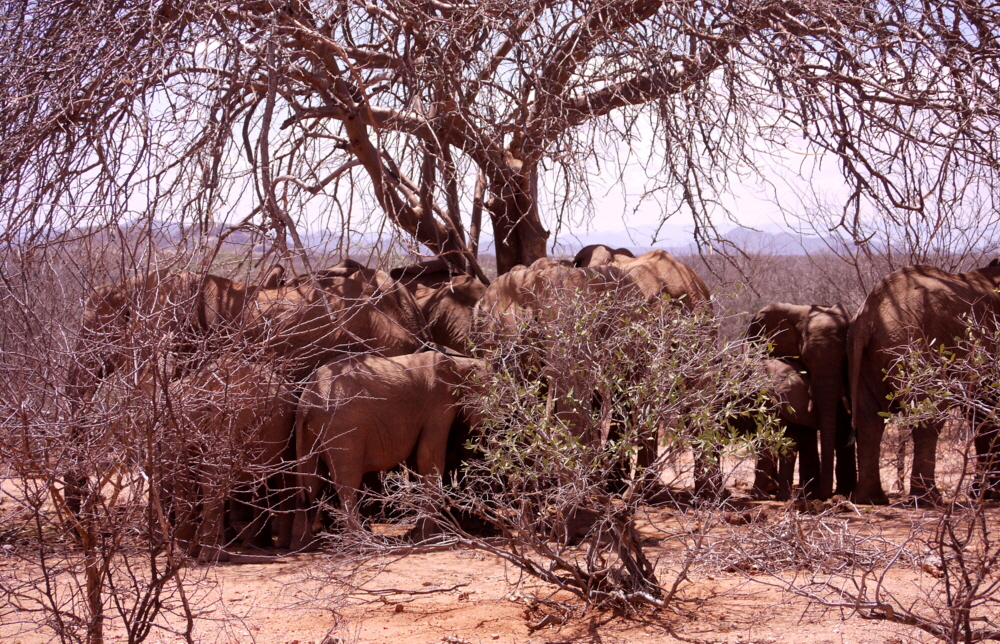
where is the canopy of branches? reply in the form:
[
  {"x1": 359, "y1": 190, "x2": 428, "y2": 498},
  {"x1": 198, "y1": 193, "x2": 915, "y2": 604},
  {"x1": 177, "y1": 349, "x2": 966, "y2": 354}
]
[{"x1": 2, "y1": 0, "x2": 999, "y2": 273}]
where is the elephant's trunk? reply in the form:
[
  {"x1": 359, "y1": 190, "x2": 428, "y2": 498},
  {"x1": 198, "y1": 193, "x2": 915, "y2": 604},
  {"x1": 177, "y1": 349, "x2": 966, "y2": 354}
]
[
  {"x1": 808, "y1": 364, "x2": 845, "y2": 500},
  {"x1": 814, "y1": 385, "x2": 840, "y2": 499}
]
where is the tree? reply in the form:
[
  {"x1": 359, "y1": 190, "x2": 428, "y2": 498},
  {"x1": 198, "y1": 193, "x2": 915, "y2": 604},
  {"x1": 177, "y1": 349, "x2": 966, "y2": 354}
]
[{"x1": 2, "y1": 0, "x2": 1000, "y2": 274}]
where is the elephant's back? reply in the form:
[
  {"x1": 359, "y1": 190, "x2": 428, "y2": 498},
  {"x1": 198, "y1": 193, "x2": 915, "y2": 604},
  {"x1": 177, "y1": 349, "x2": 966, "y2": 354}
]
[
  {"x1": 536, "y1": 264, "x2": 639, "y2": 299},
  {"x1": 746, "y1": 303, "x2": 811, "y2": 358},
  {"x1": 574, "y1": 244, "x2": 634, "y2": 267},
  {"x1": 473, "y1": 268, "x2": 542, "y2": 330},
  {"x1": 419, "y1": 276, "x2": 487, "y2": 351},
  {"x1": 307, "y1": 353, "x2": 455, "y2": 425},
  {"x1": 338, "y1": 268, "x2": 430, "y2": 352},
  {"x1": 864, "y1": 264, "x2": 1000, "y2": 346},
  {"x1": 169, "y1": 360, "x2": 293, "y2": 437},
  {"x1": 848, "y1": 263, "x2": 1000, "y2": 417},
  {"x1": 620, "y1": 250, "x2": 711, "y2": 309}
]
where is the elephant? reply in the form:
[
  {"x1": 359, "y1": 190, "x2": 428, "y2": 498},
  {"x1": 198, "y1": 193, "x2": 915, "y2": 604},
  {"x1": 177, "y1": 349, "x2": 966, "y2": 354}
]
[
  {"x1": 69, "y1": 262, "x2": 429, "y2": 395},
  {"x1": 159, "y1": 360, "x2": 297, "y2": 562},
  {"x1": 413, "y1": 274, "x2": 487, "y2": 353},
  {"x1": 389, "y1": 257, "x2": 461, "y2": 292},
  {"x1": 848, "y1": 261, "x2": 1000, "y2": 504},
  {"x1": 67, "y1": 265, "x2": 285, "y2": 402},
  {"x1": 471, "y1": 263, "x2": 643, "y2": 373},
  {"x1": 574, "y1": 244, "x2": 635, "y2": 268},
  {"x1": 281, "y1": 263, "x2": 430, "y2": 365},
  {"x1": 525, "y1": 257, "x2": 574, "y2": 271},
  {"x1": 745, "y1": 302, "x2": 855, "y2": 499},
  {"x1": 65, "y1": 264, "x2": 428, "y2": 514},
  {"x1": 572, "y1": 247, "x2": 714, "y2": 484},
  {"x1": 471, "y1": 263, "x2": 657, "y2": 486},
  {"x1": 729, "y1": 359, "x2": 822, "y2": 501},
  {"x1": 291, "y1": 351, "x2": 483, "y2": 547},
  {"x1": 574, "y1": 246, "x2": 711, "y2": 311}
]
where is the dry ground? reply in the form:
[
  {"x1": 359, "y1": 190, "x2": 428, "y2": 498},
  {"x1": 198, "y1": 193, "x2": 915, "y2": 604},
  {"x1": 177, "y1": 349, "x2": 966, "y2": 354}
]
[
  {"x1": 1, "y1": 435, "x2": 992, "y2": 644},
  {"x1": 2, "y1": 496, "x2": 984, "y2": 644}
]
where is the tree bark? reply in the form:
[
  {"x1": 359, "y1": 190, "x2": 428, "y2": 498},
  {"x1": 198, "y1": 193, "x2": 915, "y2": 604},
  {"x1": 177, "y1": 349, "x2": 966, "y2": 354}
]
[{"x1": 487, "y1": 158, "x2": 549, "y2": 274}]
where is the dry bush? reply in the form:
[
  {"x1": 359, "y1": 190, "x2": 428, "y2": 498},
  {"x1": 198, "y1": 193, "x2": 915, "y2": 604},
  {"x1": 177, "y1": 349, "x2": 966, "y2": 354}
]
[
  {"x1": 715, "y1": 315, "x2": 1000, "y2": 644},
  {"x1": 721, "y1": 499, "x2": 1000, "y2": 643},
  {"x1": 0, "y1": 236, "x2": 305, "y2": 644},
  {"x1": 306, "y1": 279, "x2": 782, "y2": 617}
]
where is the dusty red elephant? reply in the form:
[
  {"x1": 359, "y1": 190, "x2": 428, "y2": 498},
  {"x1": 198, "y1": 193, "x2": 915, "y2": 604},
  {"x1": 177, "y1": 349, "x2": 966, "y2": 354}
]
[{"x1": 849, "y1": 261, "x2": 1000, "y2": 504}]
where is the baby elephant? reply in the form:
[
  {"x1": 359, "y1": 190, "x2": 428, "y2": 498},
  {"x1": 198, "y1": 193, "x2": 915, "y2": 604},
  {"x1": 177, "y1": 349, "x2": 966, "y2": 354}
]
[
  {"x1": 753, "y1": 359, "x2": 821, "y2": 501},
  {"x1": 292, "y1": 351, "x2": 482, "y2": 548},
  {"x1": 162, "y1": 360, "x2": 297, "y2": 562}
]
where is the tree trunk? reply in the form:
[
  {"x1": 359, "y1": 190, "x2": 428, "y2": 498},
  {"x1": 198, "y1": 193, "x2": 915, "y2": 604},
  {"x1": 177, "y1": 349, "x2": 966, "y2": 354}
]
[{"x1": 486, "y1": 159, "x2": 548, "y2": 274}]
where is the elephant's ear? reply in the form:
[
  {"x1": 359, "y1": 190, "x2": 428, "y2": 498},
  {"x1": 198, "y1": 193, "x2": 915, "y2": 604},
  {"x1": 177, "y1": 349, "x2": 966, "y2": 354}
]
[
  {"x1": 831, "y1": 302, "x2": 851, "y2": 320},
  {"x1": 261, "y1": 265, "x2": 285, "y2": 290}
]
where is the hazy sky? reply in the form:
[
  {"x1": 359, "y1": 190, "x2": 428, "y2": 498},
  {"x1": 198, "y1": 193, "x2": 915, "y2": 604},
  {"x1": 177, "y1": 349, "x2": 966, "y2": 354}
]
[{"x1": 541, "y1": 138, "x2": 851, "y2": 252}]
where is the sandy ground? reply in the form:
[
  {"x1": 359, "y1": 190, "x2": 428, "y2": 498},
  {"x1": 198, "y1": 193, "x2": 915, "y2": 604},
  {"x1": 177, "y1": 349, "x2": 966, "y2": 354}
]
[
  {"x1": 1, "y1": 442, "x2": 988, "y2": 644},
  {"x1": 1, "y1": 498, "x2": 969, "y2": 644}
]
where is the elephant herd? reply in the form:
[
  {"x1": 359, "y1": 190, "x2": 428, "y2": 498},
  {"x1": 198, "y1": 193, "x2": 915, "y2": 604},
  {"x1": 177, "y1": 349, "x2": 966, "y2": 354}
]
[{"x1": 64, "y1": 248, "x2": 1000, "y2": 559}]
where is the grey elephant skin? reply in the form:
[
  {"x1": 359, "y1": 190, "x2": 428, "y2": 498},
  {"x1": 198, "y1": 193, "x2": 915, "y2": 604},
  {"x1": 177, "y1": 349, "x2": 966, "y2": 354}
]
[
  {"x1": 69, "y1": 264, "x2": 428, "y2": 396},
  {"x1": 849, "y1": 262, "x2": 1000, "y2": 504},
  {"x1": 729, "y1": 358, "x2": 821, "y2": 501},
  {"x1": 473, "y1": 251, "x2": 711, "y2": 488},
  {"x1": 746, "y1": 302, "x2": 854, "y2": 499},
  {"x1": 67, "y1": 267, "x2": 282, "y2": 403},
  {"x1": 292, "y1": 351, "x2": 483, "y2": 549},
  {"x1": 160, "y1": 361, "x2": 297, "y2": 562},
  {"x1": 413, "y1": 275, "x2": 488, "y2": 354},
  {"x1": 390, "y1": 257, "x2": 465, "y2": 291},
  {"x1": 574, "y1": 245, "x2": 712, "y2": 311},
  {"x1": 471, "y1": 264, "x2": 645, "y2": 442},
  {"x1": 66, "y1": 264, "x2": 429, "y2": 518},
  {"x1": 390, "y1": 259, "x2": 488, "y2": 353}
]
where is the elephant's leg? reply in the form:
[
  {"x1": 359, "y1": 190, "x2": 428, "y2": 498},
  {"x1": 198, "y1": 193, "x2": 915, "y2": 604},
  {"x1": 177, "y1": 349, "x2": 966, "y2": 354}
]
[
  {"x1": 604, "y1": 418, "x2": 629, "y2": 494},
  {"x1": 320, "y1": 437, "x2": 367, "y2": 534},
  {"x1": 834, "y1": 405, "x2": 857, "y2": 497},
  {"x1": 752, "y1": 450, "x2": 778, "y2": 499},
  {"x1": 290, "y1": 447, "x2": 324, "y2": 552},
  {"x1": 606, "y1": 418, "x2": 660, "y2": 498},
  {"x1": 169, "y1": 466, "x2": 202, "y2": 556},
  {"x1": 197, "y1": 464, "x2": 230, "y2": 563},
  {"x1": 233, "y1": 480, "x2": 273, "y2": 551},
  {"x1": 974, "y1": 422, "x2": 1000, "y2": 499},
  {"x1": 909, "y1": 421, "x2": 941, "y2": 502},
  {"x1": 853, "y1": 413, "x2": 889, "y2": 505},
  {"x1": 775, "y1": 447, "x2": 797, "y2": 502},
  {"x1": 265, "y1": 439, "x2": 300, "y2": 549},
  {"x1": 811, "y1": 390, "x2": 842, "y2": 500},
  {"x1": 795, "y1": 425, "x2": 820, "y2": 499},
  {"x1": 332, "y1": 470, "x2": 365, "y2": 533},
  {"x1": 270, "y1": 471, "x2": 298, "y2": 549},
  {"x1": 334, "y1": 485, "x2": 362, "y2": 530},
  {"x1": 407, "y1": 419, "x2": 452, "y2": 542},
  {"x1": 693, "y1": 447, "x2": 728, "y2": 500},
  {"x1": 635, "y1": 422, "x2": 661, "y2": 489}
]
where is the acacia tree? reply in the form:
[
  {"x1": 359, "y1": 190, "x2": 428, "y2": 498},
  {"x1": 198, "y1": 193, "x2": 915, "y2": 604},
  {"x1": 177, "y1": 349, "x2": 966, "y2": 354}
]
[{"x1": 2, "y1": 0, "x2": 1000, "y2": 274}]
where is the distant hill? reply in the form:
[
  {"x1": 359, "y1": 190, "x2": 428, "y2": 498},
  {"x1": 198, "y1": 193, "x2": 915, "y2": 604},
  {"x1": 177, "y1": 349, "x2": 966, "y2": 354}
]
[
  {"x1": 93, "y1": 219, "x2": 842, "y2": 266},
  {"x1": 709, "y1": 226, "x2": 839, "y2": 255}
]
